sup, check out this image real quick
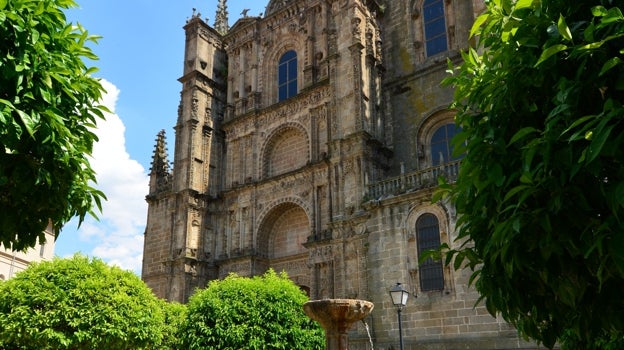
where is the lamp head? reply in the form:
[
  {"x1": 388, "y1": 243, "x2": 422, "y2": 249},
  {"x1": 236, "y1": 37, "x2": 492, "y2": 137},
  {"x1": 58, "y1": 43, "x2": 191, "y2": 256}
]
[{"x1": 389, "y1": 282, "x2": 409, "y2": 308}]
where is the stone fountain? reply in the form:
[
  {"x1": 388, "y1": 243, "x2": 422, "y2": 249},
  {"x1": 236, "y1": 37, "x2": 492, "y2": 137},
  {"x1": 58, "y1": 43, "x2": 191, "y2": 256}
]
[{"x1": 303, "y1": 299, "x2": 374, "y2": 350}]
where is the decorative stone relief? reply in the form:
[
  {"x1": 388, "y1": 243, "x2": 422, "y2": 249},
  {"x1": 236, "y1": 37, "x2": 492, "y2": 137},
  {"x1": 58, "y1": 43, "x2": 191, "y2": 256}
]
[
  {"x1": 309, "y1": 245, "x2": 332, "y2": 264},
  {"x1": 272, "y1": 259, "x2": 309, "y2": 276},
  {"x1": 352, "y1": 17, "x2": 362, "y2": 38},
  {"x1": 219, "y1": 260, "x2": 251, "y2": 277},
  {"x1": 343, "y1": 159, "x2": 355, "y2": 175},
  {"x1": 355, "y1": 223, "x2": 366, "y2": 235},
  {"x1": 191, "y1": 91, "x2": 199, "y2": 119}
]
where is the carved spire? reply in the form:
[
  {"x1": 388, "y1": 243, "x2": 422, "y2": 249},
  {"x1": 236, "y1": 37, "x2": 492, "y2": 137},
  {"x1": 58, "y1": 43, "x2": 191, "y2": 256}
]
[
  {"x1": 149, "y1": 130, "x2": 171, "y2": 192},
  {"x1": 214, "y1": 0, "x2": 229, "y2": 35}
]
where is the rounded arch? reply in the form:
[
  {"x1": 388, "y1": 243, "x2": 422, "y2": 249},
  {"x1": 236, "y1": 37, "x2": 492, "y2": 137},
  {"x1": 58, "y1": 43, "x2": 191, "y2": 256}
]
[
  {"x1": 265, "y1": 42, "x2": 302, "y2": 72},
  {"x1": 262, "y1": 40, "x2": 304, "y2": 105},
  {"x1": 405, "y1": 202, "x2": 450, "y2": 240},
  {"x1": 404, "y1": 202, "x2": 455, "y2": 295},
  {"x1": 256, "y1": 198, "x2": 312, "y2": 259},
  {"x1": 261, "y1": 123, "x2": 310, "y2": 178},
  {"x1": 417, "y1": 108, "x2": 458, "y2": 167},
  {"x1": 417, "y1": 107, "x2": 456, "y2": 141}
]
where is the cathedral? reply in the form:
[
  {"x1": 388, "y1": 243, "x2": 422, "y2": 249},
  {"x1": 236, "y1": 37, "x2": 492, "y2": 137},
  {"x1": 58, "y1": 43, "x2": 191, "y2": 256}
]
[{"x1": 142, "y1": 0, "x2": 537, "y2": 348}]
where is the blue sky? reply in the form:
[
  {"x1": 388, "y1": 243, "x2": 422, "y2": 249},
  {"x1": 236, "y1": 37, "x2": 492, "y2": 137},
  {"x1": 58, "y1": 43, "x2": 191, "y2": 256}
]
[{"x1": 55, "y1": 1, "x2": 266, "y2": 274}]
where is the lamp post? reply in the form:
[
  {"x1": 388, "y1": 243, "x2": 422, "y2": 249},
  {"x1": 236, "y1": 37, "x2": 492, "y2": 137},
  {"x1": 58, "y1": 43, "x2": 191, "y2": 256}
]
[{"x1": 389, "y1": 282, "x2": 409, "y2": 350}]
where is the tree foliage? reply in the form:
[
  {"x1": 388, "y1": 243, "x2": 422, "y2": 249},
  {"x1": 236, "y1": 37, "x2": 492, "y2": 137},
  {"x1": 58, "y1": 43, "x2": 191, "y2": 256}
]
[
  {"x1": 441, "y1": 0, "x2": 624, "y2": 348},
  {"x1": 0, "y1": 255, "x2": 166, "y2": 349},
  {"x1": 159, "y1": 300, "x2": 187, "y2": 350},
  {"x1": 178, "y1": 270, "x2": 324, "y2": 350},
  {"x1": 0, "y1": 0, "x2": 107, "y2": 251}
]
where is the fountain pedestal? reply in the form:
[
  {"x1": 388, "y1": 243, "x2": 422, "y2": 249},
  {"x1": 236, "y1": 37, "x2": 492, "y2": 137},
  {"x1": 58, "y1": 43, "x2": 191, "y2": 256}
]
[{"x1": 303, "y1": 299, "x2": 374, "y2": 350}]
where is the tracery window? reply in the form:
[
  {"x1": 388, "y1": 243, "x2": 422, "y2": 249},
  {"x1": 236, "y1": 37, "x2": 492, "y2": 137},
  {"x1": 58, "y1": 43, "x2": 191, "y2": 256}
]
[
  {"x1": 278, "y1": 50, "x2": 298, "y2": 101},
  {"x1": 431, "y1": 123, "x2": 461, "y2": 166},
  {"x1": 423, "y1": 0, "x2": 448, "y2": 56},
  {"x1": 416, "y1": 213, "x2": 444, "y2": 291}
]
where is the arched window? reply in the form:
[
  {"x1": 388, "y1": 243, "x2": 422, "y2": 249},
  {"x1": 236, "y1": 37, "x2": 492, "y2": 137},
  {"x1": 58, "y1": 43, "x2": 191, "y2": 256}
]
[
  {"x1": 278, "y1": 50, "x2": 298, "y2": 101},
  {"x1": 423, "y1": 0, "x2": 448, "y2": 56},
  {"x1": 431, "y1": 123, "x2": 461, "y2": 166},
  {"x1": 416, "y1": 213, "x2": 444, "y2": 291}
]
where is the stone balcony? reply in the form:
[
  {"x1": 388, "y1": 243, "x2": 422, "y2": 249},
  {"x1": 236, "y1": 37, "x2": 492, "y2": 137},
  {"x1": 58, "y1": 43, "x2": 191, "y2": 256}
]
[{"x1": 365, "y1": 160, "x2": 460, "y2": 200}]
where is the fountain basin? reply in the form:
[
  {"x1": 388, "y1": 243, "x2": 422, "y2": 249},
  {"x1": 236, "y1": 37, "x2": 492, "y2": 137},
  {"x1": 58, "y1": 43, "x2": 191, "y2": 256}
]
[{"x1": 303, "y1": 299, "x2": 374, "y2": 350}]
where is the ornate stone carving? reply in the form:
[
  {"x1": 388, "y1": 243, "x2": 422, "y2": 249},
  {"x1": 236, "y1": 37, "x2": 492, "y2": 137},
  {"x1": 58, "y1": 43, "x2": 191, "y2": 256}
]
[
  {"x1": 343, "y1": 159, "x2": 355, "y2": 175},
  {"x1": 309, "y1": 245, "x2": 332, "y2": 264},
  {"x1": 352, "y1": 17, "x2": 362, "y2": 38},
  {"x1": 272, "y1": 259, "x2": 309, "y2": 276},
  {"x1": 191, "y1": 90, "x2": 199, "y2": 119}
]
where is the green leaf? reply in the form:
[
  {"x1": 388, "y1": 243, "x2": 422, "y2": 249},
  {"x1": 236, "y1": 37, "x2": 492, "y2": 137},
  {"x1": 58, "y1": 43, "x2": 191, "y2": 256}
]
[
  {"x1": 557, "y1": 14, "x2": 573, "y2": 41},
  {"x1": 535, "y1": 44, "x2": 568, "y2": 66},
  {"x1": 601, "y1": 7, "x2": 624, "y2": 25},
  {"x1": 508, "y1": 127, "x2": 538, "y2": 146},
  {"x1": 470, "y1": 12, "x2": 490, "y2": 38},
  {"x1": 503, "y1": 185, "x2": 531, "y2": 203},
  {"x1": 0, "y1": 98, "x2": 14, "y2": 108},
  {"x1": 514, "y1": 0, "x2": 533, "y2": 10},
  {"x1": 585, "y1": 124, "x2": 614, "y2": 163},
  {"x1": 579, "y1": 33, "x2": 624, "y2": 50},
  {"x1": 31, "y1": 29, "x2": 40, "y2": 44},
  {"x1": 502, "y1": 0, "x2": 513, "y2": 14},
  {"x1": 562, "y1": 114, "x2": 597, "y2": 133},
  {"x1": 15, "y1": 110, "x2": 36, "y2": 137},
  {"x1": 599, "y1": 57, "x2": 621, "y2": 76},
  {"x1": 591, "y1": 6, "x2": 608, "y2": 17}
]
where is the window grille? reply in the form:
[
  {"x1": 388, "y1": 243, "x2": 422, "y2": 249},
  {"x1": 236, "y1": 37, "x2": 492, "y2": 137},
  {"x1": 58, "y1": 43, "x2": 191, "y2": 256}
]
[{"x1": 416, "y1": 213, "x2": 444, "y2": 291}]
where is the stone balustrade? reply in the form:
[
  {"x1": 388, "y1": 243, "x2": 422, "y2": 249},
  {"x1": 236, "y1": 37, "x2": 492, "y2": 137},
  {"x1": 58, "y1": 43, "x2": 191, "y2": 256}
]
[{"x1": 366, "y1": 160, "x2": 460, "y2": 200}]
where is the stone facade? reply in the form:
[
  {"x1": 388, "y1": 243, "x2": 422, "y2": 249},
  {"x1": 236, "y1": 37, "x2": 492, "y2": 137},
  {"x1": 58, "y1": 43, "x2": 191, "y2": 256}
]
[{"x1": 142, "y1": 0, "x2": 539, "y2": 348}]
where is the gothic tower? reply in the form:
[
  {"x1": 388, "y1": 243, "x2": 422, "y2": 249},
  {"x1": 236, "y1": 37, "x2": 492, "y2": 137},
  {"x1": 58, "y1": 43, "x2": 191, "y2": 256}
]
[{"x1": 142, "y1": 10, "x2": 226, "y2": 302}]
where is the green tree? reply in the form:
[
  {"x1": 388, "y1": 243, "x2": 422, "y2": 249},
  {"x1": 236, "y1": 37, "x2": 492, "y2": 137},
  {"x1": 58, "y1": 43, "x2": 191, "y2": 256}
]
[
  {"x1": 0, "y1": 0, "x2": 107, "y2": 251},
  {"x1": 159, "y1": 300, "x2": 187, "y2": 350},
  {"x1": 0, "y1": 255, "x2": 165, "y2": 349},
  {"x1": 179, "y1": 270, "x2": 324, "y2": 350},
  {"x1": 441, "y1": 0, "x2": 624, "y2": 348}
]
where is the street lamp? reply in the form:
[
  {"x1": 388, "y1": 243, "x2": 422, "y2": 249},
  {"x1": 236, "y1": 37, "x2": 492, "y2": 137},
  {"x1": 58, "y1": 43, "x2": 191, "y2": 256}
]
[{"x1": 389, "y1": 282, "x2": 409, "y2": 350}]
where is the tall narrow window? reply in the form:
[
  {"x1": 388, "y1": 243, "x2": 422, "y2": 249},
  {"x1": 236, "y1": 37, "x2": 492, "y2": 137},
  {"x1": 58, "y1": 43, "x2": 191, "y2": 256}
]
[
  {"x1": 278, "y1": 50, "x2": 298, "y2": 101},
  {"x1": 416, "y1": 213, "x2": 444, "y2": 291},
  {"x1": 423, "y1": 0, "x2": 448, "y2": 56},
  {"x1": 431, "y1": 123, "x2": 461, "y2": 166}
]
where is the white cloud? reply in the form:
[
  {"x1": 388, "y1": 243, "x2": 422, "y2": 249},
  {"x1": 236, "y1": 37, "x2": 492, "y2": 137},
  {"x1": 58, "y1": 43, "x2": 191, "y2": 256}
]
[{"x1": 68, "y1": 79, "x2": 149, "y2": 273}]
